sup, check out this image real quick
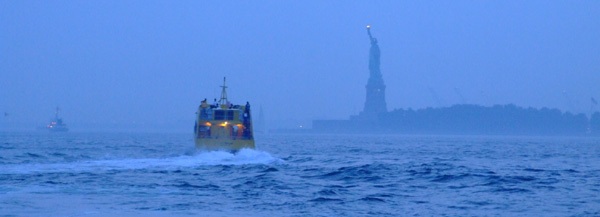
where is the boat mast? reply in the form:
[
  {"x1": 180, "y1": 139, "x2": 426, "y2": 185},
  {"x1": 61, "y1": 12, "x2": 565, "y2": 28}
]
[{"x1": 219, "y1": 77, "x2": 228, "y2": 105}]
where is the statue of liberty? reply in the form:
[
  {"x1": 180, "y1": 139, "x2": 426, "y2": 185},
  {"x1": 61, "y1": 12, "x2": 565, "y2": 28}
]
[
  {"x1": 361, "y1": 25, "x2": 387, "y2": 116},
  {"x1": 367, "y1": 25, "x2": 381, "y2": 77}
]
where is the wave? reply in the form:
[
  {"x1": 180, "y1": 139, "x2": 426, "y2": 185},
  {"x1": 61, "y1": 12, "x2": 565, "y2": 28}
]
[{"x1": 0, "y1": 149, "x2": 283, "y2": 174}]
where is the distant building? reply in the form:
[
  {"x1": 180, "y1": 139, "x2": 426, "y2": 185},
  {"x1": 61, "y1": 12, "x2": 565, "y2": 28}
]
[{"x1": 255, "y1": 105, "x2": 266, "y2": 134}]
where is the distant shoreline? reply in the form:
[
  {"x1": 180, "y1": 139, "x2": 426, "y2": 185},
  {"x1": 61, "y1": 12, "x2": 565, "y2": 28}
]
[{"x1": 308, "y1": 104, "x2": 600, "y2": 137}]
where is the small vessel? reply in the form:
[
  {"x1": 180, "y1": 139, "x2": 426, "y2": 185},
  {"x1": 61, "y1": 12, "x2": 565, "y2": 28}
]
[
  {"x1": 45, "y1": 107, "x2": 69, "y2": 132},
  {"x1": 194, "y1": 78, "x2": 255, "y2": 150}
]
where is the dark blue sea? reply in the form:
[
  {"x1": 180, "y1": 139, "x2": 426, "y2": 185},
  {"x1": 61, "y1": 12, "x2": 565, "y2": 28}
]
[{"x1": 1, "y1": 132, "x2": 599, "y2": 216}]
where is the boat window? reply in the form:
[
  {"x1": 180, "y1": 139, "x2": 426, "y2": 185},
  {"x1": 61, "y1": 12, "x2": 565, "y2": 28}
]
[
  {"x1": 232, "y1": 125, "x2": 239, "y2": 138},
  {"x1": 200, "y1": 108, "x2": 213, "y2": 120},
  {"x1": 227, "y1": 110, "x2": 234, "y2": 120},
  {"x1": 197, "y1": 126, "x2": 210, "y2": 138},
  {"x1": 236, "y1": 110, "x2": 243, "y2": 122},
  {"x1": 214, "y1": 110, "x2": 225, "y2": 120}
]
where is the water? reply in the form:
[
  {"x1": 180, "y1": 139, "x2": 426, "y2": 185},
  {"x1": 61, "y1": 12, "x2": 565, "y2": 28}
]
[{"x1": 1, "y1": 132, "x2": 599, "y2": 216}]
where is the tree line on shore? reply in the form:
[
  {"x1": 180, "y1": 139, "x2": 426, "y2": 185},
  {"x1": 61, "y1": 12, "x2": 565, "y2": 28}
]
[{"x1": 379, "y1": 104, "x2": 598, "y2": 136}]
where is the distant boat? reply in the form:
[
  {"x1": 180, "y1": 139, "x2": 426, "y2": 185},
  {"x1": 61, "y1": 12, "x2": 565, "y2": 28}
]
[
  {"x1": 44, "y1": 107, "x2": 68, "y2": 132},
  {"x1": 194, "y1": 77, "x2": 255, "y2": 150}
]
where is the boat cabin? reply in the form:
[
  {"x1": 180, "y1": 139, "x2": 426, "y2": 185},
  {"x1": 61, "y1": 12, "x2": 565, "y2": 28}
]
[{"x1": 195, "y1": 102, "x2": 253, "y2": 140}]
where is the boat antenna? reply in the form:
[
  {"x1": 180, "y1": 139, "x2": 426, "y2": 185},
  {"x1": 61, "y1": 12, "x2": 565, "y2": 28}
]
[
  {"x1": 219, "y1": 77, "x2": 228, "y2": 105},
  {"x1": 55, "y1": 107, "x2": 60, "y2": 119}
]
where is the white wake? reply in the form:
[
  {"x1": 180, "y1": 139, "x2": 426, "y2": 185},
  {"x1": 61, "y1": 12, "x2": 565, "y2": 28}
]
[{"x1": 1, "y1": 149, "x2": 283, "y2": 174}]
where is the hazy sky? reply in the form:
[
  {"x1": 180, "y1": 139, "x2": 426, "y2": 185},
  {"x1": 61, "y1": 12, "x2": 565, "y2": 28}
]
[{"x1": 1, "y1": 1, "x2": 599, "y2": 130}]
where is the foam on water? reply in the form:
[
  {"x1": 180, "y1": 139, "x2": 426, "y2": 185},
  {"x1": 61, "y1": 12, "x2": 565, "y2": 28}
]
[{"x1": 0, "y1": 149, "x2": 283, "y2": 174}]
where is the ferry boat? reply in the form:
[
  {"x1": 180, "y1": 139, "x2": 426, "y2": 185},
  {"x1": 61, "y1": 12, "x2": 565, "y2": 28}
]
[
  {"x1": 194, "y1": 78, "x2": 255, "y2": 150},
  {"x1": 45, "y1": 107, "x2": 68, "y2": 132}
]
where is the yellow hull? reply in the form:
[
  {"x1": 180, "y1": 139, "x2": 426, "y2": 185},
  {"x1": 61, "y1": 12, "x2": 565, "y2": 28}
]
[{"x1": 194, "y1": 138, "x2": 255, "y2": 150}]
